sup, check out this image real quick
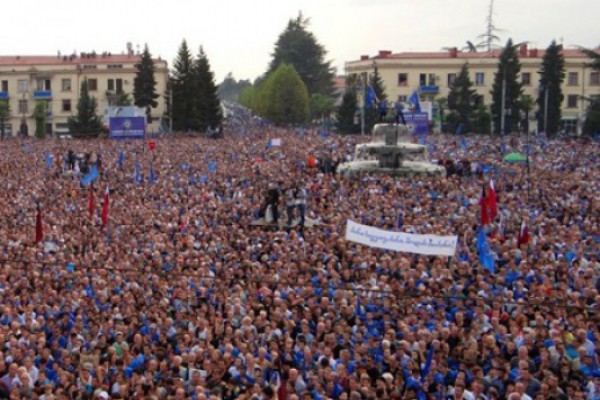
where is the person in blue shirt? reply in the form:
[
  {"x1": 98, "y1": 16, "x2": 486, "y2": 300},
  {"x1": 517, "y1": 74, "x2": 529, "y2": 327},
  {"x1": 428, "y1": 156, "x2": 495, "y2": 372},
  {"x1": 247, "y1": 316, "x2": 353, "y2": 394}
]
[{"x1": 395, "y1": 97, "x2": 407, "y2": 125}]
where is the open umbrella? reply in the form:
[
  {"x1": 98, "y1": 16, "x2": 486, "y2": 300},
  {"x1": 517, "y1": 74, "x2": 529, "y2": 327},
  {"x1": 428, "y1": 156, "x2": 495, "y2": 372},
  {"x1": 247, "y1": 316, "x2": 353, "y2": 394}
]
[{"x1": 503, "y1": 152, "x2": 527, "y2": 162}]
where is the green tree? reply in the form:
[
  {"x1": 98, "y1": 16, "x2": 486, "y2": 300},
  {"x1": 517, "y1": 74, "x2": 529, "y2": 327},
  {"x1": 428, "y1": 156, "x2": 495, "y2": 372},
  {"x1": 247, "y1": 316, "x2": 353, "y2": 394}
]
[
  {"x1": 447, "y1": 63, "x2": 478, "y2": 133},
  {"x1": 193, "y1": 47, "x2": 222, "y2": 131},
  {"x1": 336, "y1": 88, "x2": 359, "y2": 134},
  {"x1": 268, "y1": 12, "x2": 335, "y2": 96},
  {"x1": 0, "y1": 100, "x2": 10, "y2": 140},
  {"x1": 309, "y1": 93, "x2": 335, "y2": 122},
  {"x1": 491, "y1": 39, "x2": 523, "y2": 135},
  {"x1": 33, "y1": 101, "x2": 47, "y2": 139},
  {"x1": 116, "y1": 92, "x2": 133, "y2": 106},
  {"x1": 217, "y1": 72, "x2": 251, "y2": 102},
  {"x1": 171, "y1": 40, "x2": 195, "y2": 132},
  {"x1": 239, "y1": 86, "x2": 260, "y2": 110},
  {"x1": 473, "y1": 106, "x2": 492, "y2": 134},
  {"x1": 134, "y1": 44, "x2": 159, "y2": 124},
  {"x1": 68, "y1": 79, "x2": 102, "y2": 138},
  {"x1": 583, "y1": 99, "x2": 600, "y2": 136},
  {"x1": 364, "y1": 66, "x2": 387, "y2": 132},
  {"x1": 579, "y1": 46, "x2": 600, "y2": 70},
  {"x1": 581, "y1": 46, "x2": 600, "y2": 135},
  {"x1": 260, "y1": 63, "x2": 309, "y2": 125},
  {"x1": 536, "y1": 40, "x2": 565, "y2": 136},
  {"x1": 520, "y1": 94, "x2": 535, "y2": 133}
]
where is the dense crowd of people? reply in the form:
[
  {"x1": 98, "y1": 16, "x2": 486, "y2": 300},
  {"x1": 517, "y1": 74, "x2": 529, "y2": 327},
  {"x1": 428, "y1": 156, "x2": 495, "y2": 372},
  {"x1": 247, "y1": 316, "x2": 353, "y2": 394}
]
[{"x1": 0, "y1": 124, "x2": 598, "y2": 400}]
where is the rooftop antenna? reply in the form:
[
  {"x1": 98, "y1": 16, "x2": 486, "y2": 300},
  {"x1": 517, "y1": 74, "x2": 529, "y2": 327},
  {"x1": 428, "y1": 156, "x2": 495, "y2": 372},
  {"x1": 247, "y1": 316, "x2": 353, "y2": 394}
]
[{"x1": 478, "y1": 0, "x2": 503, "y2": 52}]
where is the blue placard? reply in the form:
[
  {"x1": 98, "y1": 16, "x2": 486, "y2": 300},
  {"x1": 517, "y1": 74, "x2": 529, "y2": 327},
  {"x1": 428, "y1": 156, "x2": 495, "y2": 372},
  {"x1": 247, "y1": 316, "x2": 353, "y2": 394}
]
[
  {"x1": 109, "y1": 117, "x2": 146, "y2": 139},
  {"x1": 405, "y1": 112, "x2": 429, "y2": 135}
]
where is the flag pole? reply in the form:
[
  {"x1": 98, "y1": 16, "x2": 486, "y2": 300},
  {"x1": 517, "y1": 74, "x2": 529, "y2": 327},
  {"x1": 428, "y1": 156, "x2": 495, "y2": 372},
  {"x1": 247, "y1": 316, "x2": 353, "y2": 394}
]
[{"x1": 361, "y1": 73, "x2": 365, "y2": 136}]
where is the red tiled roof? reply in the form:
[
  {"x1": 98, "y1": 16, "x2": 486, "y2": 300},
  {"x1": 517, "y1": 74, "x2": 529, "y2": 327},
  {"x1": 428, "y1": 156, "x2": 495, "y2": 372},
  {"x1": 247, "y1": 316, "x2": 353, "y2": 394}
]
[
  {"x1": 0, "y1": 54, "x2": 167, "y2": 66},
  {"x1": 366, "y1": 48, "x2": 596, "y2": 60}
]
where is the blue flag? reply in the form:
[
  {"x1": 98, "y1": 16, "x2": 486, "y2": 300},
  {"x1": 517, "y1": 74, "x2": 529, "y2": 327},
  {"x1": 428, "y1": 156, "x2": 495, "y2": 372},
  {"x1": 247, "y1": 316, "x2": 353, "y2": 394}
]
[
  {"x1": 266, "y1": 139, "x2": 272, "y2": 150},
  {"x1": 80, "y1": 165, "x2": 99, "y2": 186},
  {"x1": 135, "y1": 158, "x2": 143, "y2": 184},
  {"x1": 45, "y1": 153, "x2": 53, "y2": 168},
  {"x1": 365, "y1": 85, "x2": 377, "y2": 108},
  {"x1": 461, "y1": 136, "x2": 468, "y2": 150},
  {"x1": 477, "y1": 227, "x2": 495, "y2": 273},
  {"x1": 208, "y1": 161, "x2": 217, "y2": 173},
  {"x1": 149, "y1": 160, "x2": 156, "y2": 185},
  {"x1": 418, "y1": 136, "x2": 426, "y2": 145},
  {"x1": 117, "y1": 151, "x2": 125, "y2": 170},
  {"x1": 409, "y1": 91, "x2": 421, "y2": 113},
  {"x1": 421, "y1": 344, "x2": 435, "y2": 382}
]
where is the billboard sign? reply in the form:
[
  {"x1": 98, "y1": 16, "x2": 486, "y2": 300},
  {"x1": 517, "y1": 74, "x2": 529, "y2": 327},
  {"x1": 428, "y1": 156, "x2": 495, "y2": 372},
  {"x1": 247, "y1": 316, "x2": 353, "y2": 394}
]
[
  {"x1": 404, "y1": 112, "x2": 429, "y2": 135},
  {"x1": 109, "y1": 117, "x2": 146, "y2": 139}
]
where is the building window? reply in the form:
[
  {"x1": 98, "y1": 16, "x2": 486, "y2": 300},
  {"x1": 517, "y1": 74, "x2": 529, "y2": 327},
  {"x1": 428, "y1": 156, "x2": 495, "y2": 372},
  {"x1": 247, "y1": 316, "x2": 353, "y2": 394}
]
[
  {"x1": 397, "y1": 73, "x2": 408, "y2": 86},
  {"x1": 397, "y1": 95, "x2": 407, "y2": 102},
  {"x1": 475, "y1": 72, "x2": 485, "y2": 86},
  {"x1": 419, "y1": 73, "x2": 427, "y2": 86},
  {"x1": 18, "y1": 80, "x2": 28, "y2": 93},
  {"x1": 83, "y1": 65, "x2": 97, "y2": 70},
  {"x1": 36, "y1": 79, "x2": 51, "y2": 91},
  {"x1": 107, "y1": 79, "x2": 115, "y2": 91},
  {"x1": 568, "y1": 72, "x2": 578, "y2": 86},
  {"x1": 590, "y1": 71, "x2": 600, "y2": 86},
  {"x1": 522, "y1": 72, "x2": 531, "y2": 86},
  {"x1": 62, "y1": 79, "x2": 72, "y2": 92},
  {"x1": 566, "y1": 95, "x2": 578, "y2": 108},
  {"x1": 447, "y1": 73, "x2": 456, "y2": 87},
  {"x1": 1, "y1": 80, "x2": 7, "y2": 92},
  {"x1": 62, "y1": 99, "x2": 72, "y2": 112},
  {"x1": 88, "y1": 79, "x2": 98, "y2": 91},
  {"x1": 107, "y1": 64, "x2": 123, "y2": 69},
  {"x1": 18, "y1": 100, "x2": 28, "y2": 114}
]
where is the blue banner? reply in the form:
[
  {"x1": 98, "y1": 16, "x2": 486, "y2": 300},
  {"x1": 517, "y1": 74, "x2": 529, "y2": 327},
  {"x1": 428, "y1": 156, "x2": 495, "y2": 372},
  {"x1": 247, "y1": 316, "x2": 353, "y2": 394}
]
[
  {"x1": 405, "y1": 112, "x2": 429, "y2": 135},
  {"x1": 109, "y1": 117, "x2": 146, "y2": 139}
]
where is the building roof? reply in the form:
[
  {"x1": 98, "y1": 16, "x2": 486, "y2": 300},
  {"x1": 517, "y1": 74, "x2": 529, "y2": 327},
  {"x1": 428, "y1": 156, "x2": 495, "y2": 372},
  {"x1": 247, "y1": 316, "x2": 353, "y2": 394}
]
[
  {"x1": 0, "y1": 53, "x2": 167, "y2": 67},
  {"x1": 354, "y1": 46, "x2": 598, "y2": 62}
]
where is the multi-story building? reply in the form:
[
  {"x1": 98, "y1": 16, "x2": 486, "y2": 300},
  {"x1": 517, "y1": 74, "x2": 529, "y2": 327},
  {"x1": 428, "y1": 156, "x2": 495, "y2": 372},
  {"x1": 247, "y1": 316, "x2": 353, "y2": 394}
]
[
  {"x1": 0, "y1": 51, "x2": 168, "y2": 136},
  {"x1": 346, "y1": 45, "x2": 600, "y2": 134}
]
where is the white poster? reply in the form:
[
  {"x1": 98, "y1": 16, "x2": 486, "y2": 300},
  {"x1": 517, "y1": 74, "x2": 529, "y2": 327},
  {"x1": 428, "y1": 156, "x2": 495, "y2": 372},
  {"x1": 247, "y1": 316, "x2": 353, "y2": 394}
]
[
  {"x1": 345, "y1": 220, "x2": 457, "y2": 256},
  {"x1": 271, "y1": 138, "x2": 282, "y2": 147}
]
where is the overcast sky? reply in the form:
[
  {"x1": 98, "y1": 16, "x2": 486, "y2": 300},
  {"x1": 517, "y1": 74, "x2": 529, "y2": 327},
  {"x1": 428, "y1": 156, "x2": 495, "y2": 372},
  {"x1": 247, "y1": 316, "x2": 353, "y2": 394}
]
[{"x1": 3, "y1": 0, "x2": 598, "y2": 82}]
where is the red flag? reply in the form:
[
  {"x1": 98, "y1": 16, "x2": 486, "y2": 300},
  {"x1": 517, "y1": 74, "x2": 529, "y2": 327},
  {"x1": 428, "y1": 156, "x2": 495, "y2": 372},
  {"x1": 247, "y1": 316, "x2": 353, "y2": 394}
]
[
  {"x1": 88, "y1": 187, "x2": 95, "y2": 219},
  {"x1": 35, "y1": 204, "x2": 43, "y2": 243},
  {"x1": 101, "y1": 187, "x2": 110, "y2": 228},
  {"x1": 479, "y1": 187, "x2": 491, "y2": 226},
  {"x1": 518, "y1": 220, "x2": 529, "y2": 247},
  {"x1": 487, "y1": 180, "x2": 498, "y2": 219}
]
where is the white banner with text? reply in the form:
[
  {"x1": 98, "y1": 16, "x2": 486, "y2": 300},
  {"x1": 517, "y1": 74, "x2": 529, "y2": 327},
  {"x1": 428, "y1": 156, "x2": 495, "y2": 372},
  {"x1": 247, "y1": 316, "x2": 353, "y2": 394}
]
[{"x1": 345, "y1": 220, "x2": 457, "y2": 256}]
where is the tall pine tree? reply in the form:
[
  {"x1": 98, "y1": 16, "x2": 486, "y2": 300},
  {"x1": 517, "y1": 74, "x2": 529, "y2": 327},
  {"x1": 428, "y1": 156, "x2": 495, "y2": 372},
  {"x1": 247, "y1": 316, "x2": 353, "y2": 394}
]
[
  {"x1": 134, "y1": 44, "x2": 159, "y2": 124},
  {"x1": 537, "y1": 40, "x2": 565, "y2": 136},
  {"x1": 364, "y1": 66, "x2": 387, "y2": 133},
  {"x1": 337, "y1": 88, "x2": 359, "y2": 134},
  {"x1": 193, "y1": 47, "x2": 222, "y2": 131},
  {"x1": 171, "y1": 40, "x2": 195, "y2": 132},
  {"x1": 491, "y1": 39, "x2": 523, "y2": 135},
  {"x1": 447, "y1": 63, "x2": 478, "y2": 133},
  {"x1": 268, "y1": 12, "x2": 335, "y2": 96},
  {"x1": 68, "y1": 79, "x2": 102, "y2": 138}
]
